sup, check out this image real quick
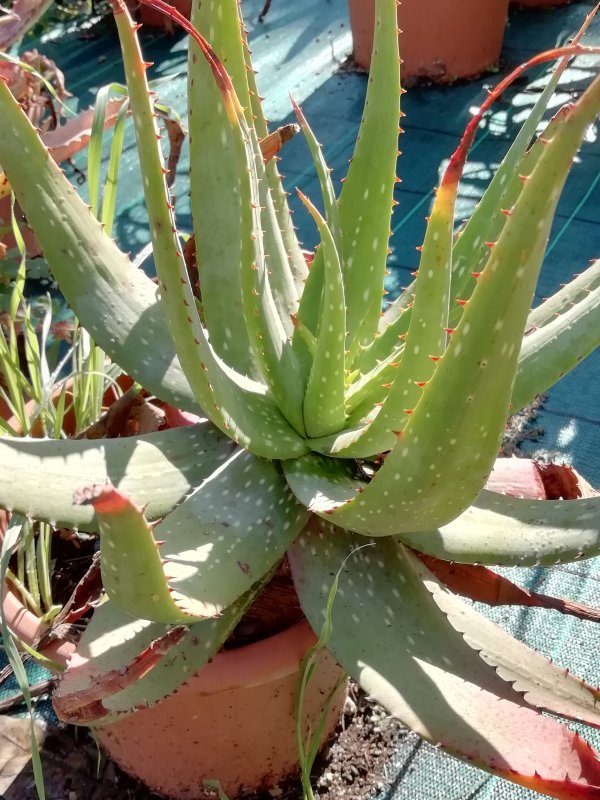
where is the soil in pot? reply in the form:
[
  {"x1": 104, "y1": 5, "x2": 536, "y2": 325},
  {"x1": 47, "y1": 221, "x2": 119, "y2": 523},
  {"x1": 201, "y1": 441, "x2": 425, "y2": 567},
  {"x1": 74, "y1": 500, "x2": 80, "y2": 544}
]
[{"x1": 348, "y1": 0, "x2": 509, "y2": 82}]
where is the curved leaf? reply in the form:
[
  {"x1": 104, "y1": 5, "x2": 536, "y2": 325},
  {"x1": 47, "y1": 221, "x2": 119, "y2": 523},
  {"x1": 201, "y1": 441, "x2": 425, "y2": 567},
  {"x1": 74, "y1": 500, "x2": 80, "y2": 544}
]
[
  {"x1": 0, "y1": 423, "x2": 236, "y2": 530},
  {"x1": 400, "y1": 489, "x2": 600, "y2": 566},
  {"x1": 53, "y1": 592, "x2": 253, "y2": 726},
  {"x1": 289, "y1": 524, "x2": 600, "y2": 798}
]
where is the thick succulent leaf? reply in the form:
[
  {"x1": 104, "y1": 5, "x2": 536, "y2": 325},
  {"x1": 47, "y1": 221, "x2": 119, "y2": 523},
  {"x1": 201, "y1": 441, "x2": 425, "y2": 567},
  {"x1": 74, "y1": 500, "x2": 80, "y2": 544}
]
[
  {"x1": 399, "y1": 489, "x2": 600, "y2": 566},
  {"x1": 0, "y1": 78, "x2": 197, "y2": 412},
  {"x1": 350, "y1": 307, "x2": 409, "y2": 385},
  {"x1": 239, "y1": 121, "x2": 307, "y2": 434},
  {"x1": 113, "y1": 1, "x2": 307, "y2": 456},
  {"x1": 187, "y1": 0, "x2": 257, "y2": 374},
  {"x1": 512, "y1": 268, "x2": 600, "y2": 413},
  {"x1": 242, "y1": 37, "x2": 307, "y2": 317},
  {"x1": 450, "y1": 45, "x2": 593, "y2": 309},
  {"x1": 300, "y1": 193, "x2": 347, "y2": 438},
  {"x1": 419, "y1": 555, "x2": 600, "y2": 623},
  {"x1": 190, "y1": 0, "x2": 300, "y2": 356},
  {"x1": 338, "y1": 0, "x2": 400, "y2": 354},
  {"x1": 75, "y1": 484, "x2": 199, "y2": 623},
  {"x1": 343, "y1": 339, "x2": 404, "y2": 419},
  {"x1": 378, "y1": 14, "x2": 598, "y2": 340},
  {"x1": 302, "y1": 75, "x2": 600, "y2": 535},
  {"x1": 53, "y1": 591, "x2": 254, "y2": 727},
  {"x1": 81, "y1": 450, "x2": 307, "y2": 622},
  {"x1": 416, "y1": 555, "x2": 600, "y2": 728},
  {"x1": 344, "y1": 164, "x2": 456, "y2": 454},
  {"x1": 155, "y1": 448, "x2": 308, "y2": 617},
  {"x1": 526, "y1": 257, "x2": 600, "y2": 331},
  {"x1": 0, "y1": 422, "x2": 235, "y2": 530},
  {"x1": 292, "y1": 97, "x2": 342, "y2": 253},
  {"x1": 289, "y1": 524, "x2": 600, "y2": 797}
]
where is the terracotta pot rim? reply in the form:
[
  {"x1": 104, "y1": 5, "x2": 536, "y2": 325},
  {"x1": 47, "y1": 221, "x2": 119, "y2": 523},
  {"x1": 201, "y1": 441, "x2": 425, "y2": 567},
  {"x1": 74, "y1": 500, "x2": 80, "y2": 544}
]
[
  {"x1": 1, "y1": 577, "x2": 75, "y2": 667},
  {"x1": 174, "y1": 618, "x2": 318, "y2": 697}
]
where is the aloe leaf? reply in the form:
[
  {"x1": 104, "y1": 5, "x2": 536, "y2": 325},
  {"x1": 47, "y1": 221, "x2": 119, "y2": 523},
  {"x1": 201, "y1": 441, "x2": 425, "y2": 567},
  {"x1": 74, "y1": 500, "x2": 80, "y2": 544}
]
[
  {"x1": 415, "y1": 556, "x2": 600, "y2": 728},
  {"x1": 338, "y1": 0, "x2": 400, "y2": 355},
  {"x1": 399, "y1": 489, "x2": 600, "y2": 566},
  {"x1": 83, "y1": 450, "x2": 307, "y2": 622},
  {"x1": 299, "y1": 192, "x2": 346, "y2": 438},
  {"x1": 0, "y1": 79, "x2": 197, "y2": 412},
  {"x1": 292, "y1": 97, "x2": 342, "y2": 253},
  {"x1": 343, "y1": 339, "x2": 404, "y2": 419},
  {"x1": 188, "y1": 0, "x2": 302, "y2": 357},
  {"x1": 351, "y1": 305, "x2": 410, "y2": 378},
  {"x1": 511, "y1": 264, "x2": 600, "y2": 412},
  {"x1": 75, "y1": 484, "x2": 200, "y2": 623},
  {"x1": 340, "y1": 143, "x2": 458, "y2": 454},
  {"x1": 307, "y1": 73, "x2": 600, "y2": 533},
  {"x1": 187, "y1": 0, "x2": 257, "y2": 375},
  {"x1": 526, "y1": 257, "x2": 600, "y2": 330},
  {"x1": 242, "y1": 42, "x2": 307, "y2": 328},
  {"x1": 243, "y1": 53, "x2": 308, "y2": 302},
  {"x1": 113, "y1": 4, "x2": 228, "y2": 427},
  {"x1": 111, "y1": 3, "x2": 309, "y2": 458},
  {"x1": 53, "y1": 591, "x2": 254, "y2": 726},
  {"x1": 379, "y1": 14, "x2": 599, "y2": 337},
  {"x1": 289, "y1": 525, "x2": 600, "y2": 796},
  {"x1": 0, "y1": 423, "x2": 236, "y2": 530},
  {"x1": 239, "y1": 121, "x2": 307, "y2": 434},
  {"x1": 420, "y1": 555, "x2": 600, "y2": 623}
]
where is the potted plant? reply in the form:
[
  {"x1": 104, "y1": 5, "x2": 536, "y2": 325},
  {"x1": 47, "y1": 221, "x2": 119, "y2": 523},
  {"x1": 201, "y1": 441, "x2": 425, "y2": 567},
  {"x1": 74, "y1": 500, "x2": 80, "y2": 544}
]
[
  {"x1": 1, "y1": 0, "x2": 600, "y2": 797},
  {"x1": 347, "y1": 0, "x2": 510, "y2": 80}
]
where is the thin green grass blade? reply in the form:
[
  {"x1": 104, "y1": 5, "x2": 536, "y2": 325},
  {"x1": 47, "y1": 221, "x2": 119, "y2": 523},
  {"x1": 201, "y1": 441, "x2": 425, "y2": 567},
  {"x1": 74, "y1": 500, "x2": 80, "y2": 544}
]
[
  {"x1": 101, "y1": 97, "x2": 129, "y2": 235},
  {"x1": 0, "y1": 515, "x2": 46, "y2": 800},
  {"x1": 0, "y1": 78, "x2": 199, "y2": 412}
]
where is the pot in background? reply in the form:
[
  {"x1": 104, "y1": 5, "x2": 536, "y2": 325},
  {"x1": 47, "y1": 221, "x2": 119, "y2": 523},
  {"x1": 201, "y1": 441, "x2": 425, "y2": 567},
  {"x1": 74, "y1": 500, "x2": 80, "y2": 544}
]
[{"x1": 348, "y1": 0, "x2": 510, "y2": 83}]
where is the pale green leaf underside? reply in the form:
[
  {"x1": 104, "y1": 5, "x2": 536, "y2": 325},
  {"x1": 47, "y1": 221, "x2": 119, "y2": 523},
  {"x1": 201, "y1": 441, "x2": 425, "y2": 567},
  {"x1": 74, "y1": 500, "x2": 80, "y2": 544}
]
[
  {"x1": 401, "y1": 489, "x2": 600, "y2": 566},
  {"x1": 53, "y1": 592, "x2": 253, "y2": 727},
  {"x1": 0, "y1": 423, "x2": 235, "y2": 530},
  {"x1": 289, "y1": 525, "x2": 600, "y2": 789},
  {"x1": 155, "y1": 449, "x2": 309, "y2": 618}
]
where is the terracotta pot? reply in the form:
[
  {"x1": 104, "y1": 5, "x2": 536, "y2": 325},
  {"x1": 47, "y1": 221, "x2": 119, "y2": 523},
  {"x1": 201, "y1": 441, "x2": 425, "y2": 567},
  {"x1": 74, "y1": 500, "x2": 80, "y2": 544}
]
[
  {"x1": 348, "y1": 0, "x2": 510, "y2": 82},
  {"x1": 1, "y1": 579, "x2": 74, "y2": 666},
  {"x1": 0, "y1": 510, "x2": 74, "y2": 668},
  {"x1": 96, "y1": 619, "x2": 346, "y2": 800}
]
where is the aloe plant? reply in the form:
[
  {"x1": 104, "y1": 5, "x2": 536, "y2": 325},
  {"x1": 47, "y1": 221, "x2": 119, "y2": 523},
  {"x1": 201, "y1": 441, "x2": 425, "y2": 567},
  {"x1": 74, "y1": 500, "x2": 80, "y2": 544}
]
[{"x1": 1, "y1": 0, "x2": 600, "y2": 794}]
